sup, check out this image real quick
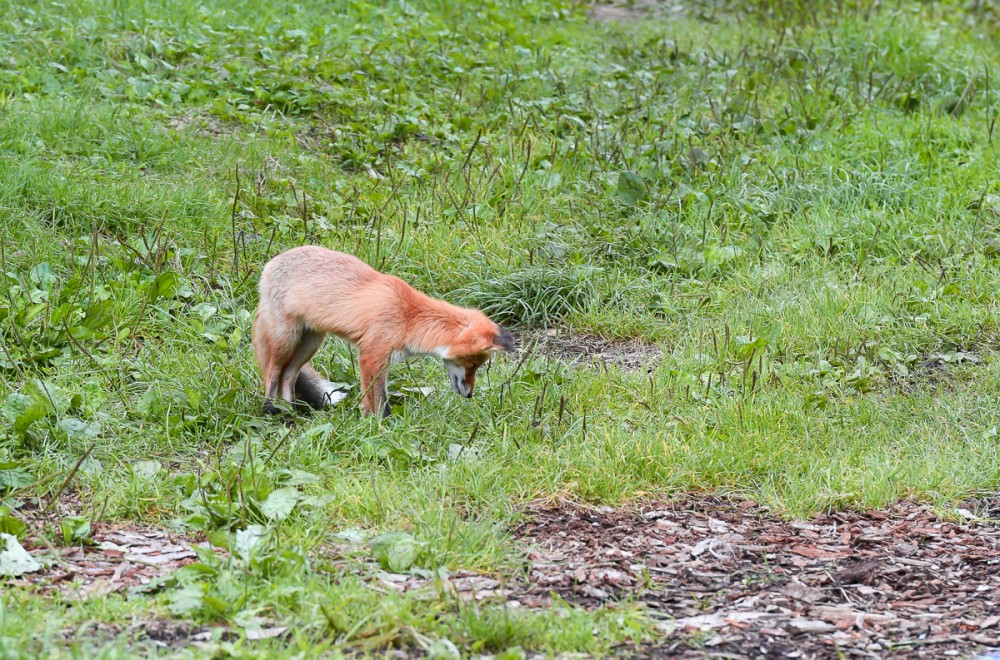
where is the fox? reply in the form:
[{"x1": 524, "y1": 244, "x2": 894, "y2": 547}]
[{"x1": 252, "y1": 246, "x2": 516, "y2": 417}]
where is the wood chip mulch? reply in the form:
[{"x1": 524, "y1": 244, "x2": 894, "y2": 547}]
[
  {"x1": 514, "y1": 496, "x2": 1000, "y2": 658},
  {"x1": 9, "y1": 524, "x2": 200, "y2": 599}
]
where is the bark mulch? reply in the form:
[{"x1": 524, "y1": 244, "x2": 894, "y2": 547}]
[
  {"x1": 10, "y1": 524, "x2": 200, "y2": 599},
  {"x1": 514, "y1": 497, "x2": 1000, "y2": 658}
]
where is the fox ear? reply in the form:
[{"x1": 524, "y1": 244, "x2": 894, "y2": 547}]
[{"x1": 490, "y1": 327, "x2": 516, "y2": 353}]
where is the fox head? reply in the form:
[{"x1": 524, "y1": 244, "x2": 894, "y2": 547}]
[{"x1": 442, "y1": 322, "x2": 516, "y2": 398}]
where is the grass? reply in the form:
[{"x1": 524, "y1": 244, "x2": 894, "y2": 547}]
[{"x1": 1, "y1": 0, "x2": 999, "y2": 655}]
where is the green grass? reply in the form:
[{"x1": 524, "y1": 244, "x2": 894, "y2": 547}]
[{"x1": 1, "y1": 0, "x2": 999, "y2": 655}]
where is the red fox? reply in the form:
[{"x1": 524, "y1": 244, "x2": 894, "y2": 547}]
[{"x1": 252, "y1": 246, "x2": 516, "y2": 416}]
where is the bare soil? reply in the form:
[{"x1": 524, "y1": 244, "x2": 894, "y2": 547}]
[
  {"x1": 530, "y1": 329, "x2": 663, "y2": 372},
  {"x1": 589, "y1": 0, "x2": 684, "y2": 23},
  {"x1": 891, "y1": 350, "x2": 981, "y2": 394}
]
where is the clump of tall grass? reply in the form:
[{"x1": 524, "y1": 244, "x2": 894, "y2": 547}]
[{"x1": 455, "y1": 266, "x2": 600, "y2": 327}]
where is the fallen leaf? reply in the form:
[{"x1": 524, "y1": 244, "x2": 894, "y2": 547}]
[
  {"x1": 834, "y1": 559, "x2": 881, "y2": 585},
  {"x1": 426, "y1": 637, "x2": 460, "y2": 660},
  {"x1": 245, "y1": 626, "x2": 288, "y2": 641},
  {"x1": 578, "y1": 584, "x2": 608, "y2": 599},
  {"x1": 980, "y1": 616, "x2": 1000, "y2": 630},
  {"x1": 450, "y1": 575, "x2": 501, "y2": 592},
  {"x1": 812, "y1": 606, "x2": 898, "y2": 628},
  {"x1": 0, "y1": 533, "x2": 41, "y2": 576},
  {"x1": 787, "y1": 619, "x2": 837, "y2": 634},
  {"x1": 788, "y1": 544, "x2": 850, "y2": 560},
  {"x1": 781, "y1": 580, "x2": 824, "y2": 603},
  {"x1": 124, "y1": 548, "x2": 195, "y2": 566}
]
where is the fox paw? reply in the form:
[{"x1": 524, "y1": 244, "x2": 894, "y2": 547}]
[{"x1": 263, "y1": 400, "x2": 285, "y2": 416}]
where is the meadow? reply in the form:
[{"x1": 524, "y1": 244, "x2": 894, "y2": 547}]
[{"x1": 0, "y1": 0, "x2": 998, "y2": 655}]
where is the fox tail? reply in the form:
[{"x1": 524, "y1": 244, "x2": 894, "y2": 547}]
[{"x1": 295, "y1": 364, "x2": 348, "y2": 409}]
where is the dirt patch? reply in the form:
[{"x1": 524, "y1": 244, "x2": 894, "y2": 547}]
[
  {"x1": 136, "y1": 618, "x2": 214, "y2": 647},
  {"x1": 8, "y1": 523, "x2": 203, "y2": 599},
  {"x1": 140, "y1": 618, "x2": 195, "y2": 642},
  {"x1": 168, "y1": 113, "x2": 228, "y2": 138},
  {"x1": 892, "y1": 350, "x2": 981, "y2": 394},
  {"x1": 589, "y1": 0, "x2": 684, "y2": 23},
  {"x1": 530, "y1": 329, "x2": 663, "y2": 372},
  {"x1": 514, "y1": 497, "x2": 1000, "y2": 658},
  {"x1": 57, "y1": 619, "x2": 222, "y2": 651}
]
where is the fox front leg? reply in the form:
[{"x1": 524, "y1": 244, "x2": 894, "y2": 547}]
[{"x1": 358, "y1": 350, "x2": 391, "y2": 417}]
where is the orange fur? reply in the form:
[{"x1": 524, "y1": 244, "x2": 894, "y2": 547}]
[{"x1": 252, "y1": 246, "x2": 515, "y2": 416}]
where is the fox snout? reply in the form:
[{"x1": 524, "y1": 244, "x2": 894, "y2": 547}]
[
  {"x1": 445, "y1": 360, "x2": 475, "y2": 398},
  {"x1": 453, "y1": 377, "x2": 473, "y2": 398}
]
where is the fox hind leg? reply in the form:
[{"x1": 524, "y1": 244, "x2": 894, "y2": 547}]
[
  {"x1": 278, "y1": 328, "x2": 325, "y2": 408},
  {"x1": 252, "y1": 310, "x2": 288, "y2": 415}
]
